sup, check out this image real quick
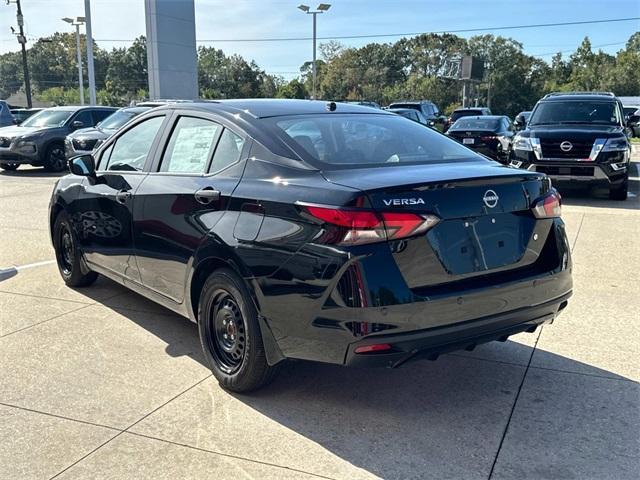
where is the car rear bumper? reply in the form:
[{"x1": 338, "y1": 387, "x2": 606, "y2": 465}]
[
  {"x1": 524, "y1": 163, "x2": 627, "y2": 186},
  {"x1": 345, "y1": 291, "x2": 570, "y2": 367}
]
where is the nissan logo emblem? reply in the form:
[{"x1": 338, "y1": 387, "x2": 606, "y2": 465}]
[
  {"x1": 560, "y1": 141, "x2": 573, "y2": 152},
  {"x1": 483, "y1": 190, "x2": 499, "y2": 208}
]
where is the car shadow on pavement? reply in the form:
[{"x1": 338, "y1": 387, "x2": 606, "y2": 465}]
[
  {"x1": 87, "y1": 284, "x2": 639, "y2": 480},
  {"x1": 0, "y1": 167, "x2": 65, "y2": 178}
]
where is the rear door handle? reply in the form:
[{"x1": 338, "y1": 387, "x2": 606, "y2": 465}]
[
  {"x1": 115, "y1": 190, "x2": 132, "y2": 204},
  {"x1": 194, "y1": 187, "x2": 220, "y2": 204}
]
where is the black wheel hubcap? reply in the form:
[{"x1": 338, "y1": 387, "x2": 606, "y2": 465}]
[
  {"x1": 207, "y1": 291, "x2": 246, "y2": 373},
  {"x1": 58, "y1": 227, "x2": 74, "y2": 275},
  {"x1": 51, "y1": 148, "x2": 66, "y2": 170}
]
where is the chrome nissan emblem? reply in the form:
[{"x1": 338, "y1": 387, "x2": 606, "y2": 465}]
[
  {"x1": 560, "y1": 141, "x2": 573, "y2": 152},
  {"x1": 483, "y1": 190, "x2": 499, "y2": 208}
]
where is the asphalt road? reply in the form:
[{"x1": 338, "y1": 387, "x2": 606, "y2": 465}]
[{"x1": 1, "y1": 159, "x2": 639, "y2": 480}]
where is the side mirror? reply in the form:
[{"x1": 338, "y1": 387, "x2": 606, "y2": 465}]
[
  {"x1": 428, "y1": 120, "x2": 436, "y2": 127},
  {"x1": 71, "y1": 120, "x2": 85, "y2": 130},
  {"x1": 627, "y1": 114, "x2": 639, "y2": 126},
  {"x1": 69, "y1": 154, "x2": 96, "y2": 177}
]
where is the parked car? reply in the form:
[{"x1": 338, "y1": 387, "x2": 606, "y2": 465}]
[
  {"x1": 387, "y1": 107, "x2": 432, "y2": 126},
  {"x1": 10, "y1": 108, "x2": 43, "y2": 125},
  {"x1": 49, "y1": 99, "x2": 572, "y2": 392},
  {"x1": 443, "y1": 107, "x2": 492, "y2": 132},
  {"x1": 510, "y1": 92, "x2": 632, "y2": 200},
  {"x1": 628, "y1": 109, "x2": 640, "y2": 137},
  {"x1": 388, "y1": 100, "x2": 441, "y2": 123},
  {"x1": 65, "y1": 106, "x2": 153, "y2": 159},
  {"x1": 0, "y1": 101, "x2": 14, "y2": 127},
  {"x1": 514, "y1": 111, "x2": 531, "y2": 131},
  {"x1": 0, "y1": 105, "x2": 116, "y2": 171},
  {"x1": 446, "y1": 115, "x2": 515, "y2": 163}
]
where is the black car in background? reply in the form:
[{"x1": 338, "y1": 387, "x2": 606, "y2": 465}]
[
  {"x1": 510, "y1": 92, "x2": 632, "y2": 200},
  {"x1": 0, "y1": 106, "x2": 116, "y2": 171},
  {"x1": 388, "y1": 100, "x2": 442, "y2": 123},
  {"x1": 65, "y1": 106, "x2": 153, "y2": 159},
  {"x1": 627, "y1": 109, "x2": 640, "y2": 137},
  {"x1": 10, "y1": 108, "x2": 43, "y2": 125},
  {"x1": 446, "y1": 115, "x2": 515, "y2": 163},
  {"x1": 50, "y1": 99, "x2": 572, "y2": 392},
  {"x1": 514, "y1": 111, "x2": 532, "y2": 131},
  {"x1": 443, "y1": 107, "x2": 492, "y2": 132},
  {"x1": 387, "y1": 107, "x2": 432, "y2": 126}
]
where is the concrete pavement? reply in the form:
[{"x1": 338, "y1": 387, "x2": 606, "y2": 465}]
[{"x1": 1, "y1": 161, "x2": 638, "y2": 479}]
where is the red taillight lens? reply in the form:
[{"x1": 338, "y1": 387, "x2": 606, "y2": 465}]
[
  {"x1": 354, "y1": 343, "x2": 392, "y2": 354},
  {"x1": 305, "y1": 206, "x2": 439, "y2": 245},
  {"x1": 532, "y1": 191, "x2": 562, "y2": 218},
  {"x1": 481, "y1": 135, "x2": 497, "y2": 142}
]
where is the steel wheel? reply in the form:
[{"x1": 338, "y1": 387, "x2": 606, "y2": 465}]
[
  {"x1": 57, "y1": 224, "x2": 75, "y2": 276},
  {"x1": 206, "y1": 290, "x2": 247, "y2": 374}
]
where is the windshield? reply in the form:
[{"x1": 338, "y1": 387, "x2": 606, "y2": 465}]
[
  {"x1": 529, "y1": 101, "x2": 620, "y2": 126},
  {"x1": 269, "y1": 114, "x2": 479, "y2": 169},
  {"x1": 98, "y1": 110, "x2": 142, "y2": 130},
  {"x1": 450, "y1": 118, "x2": 499, "y2": 130},
  {"x1": 21, "y1": 110, "x2": 73, "y2": 128},
  {"x1": 451, "y1": 110, "x2": 482, "y2": 121}
]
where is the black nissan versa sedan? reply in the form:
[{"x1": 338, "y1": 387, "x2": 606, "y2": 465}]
[
  {"x1": 49, "y1": 100, "x2": 572, "y2": 392},
  {"x1": 510, "y1": 92, "x2": 632, "y2": 200}
]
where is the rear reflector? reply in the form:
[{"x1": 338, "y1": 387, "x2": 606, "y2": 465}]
[
  {"x1": 532, "y1": 190, "x2": 562, "y2": 218},
  {"x1": 305, "y1": 205, "x2": 439, "y2": 245},
  {"x1": 354, "y1": 343, "x2": 392, "y2": 354}
]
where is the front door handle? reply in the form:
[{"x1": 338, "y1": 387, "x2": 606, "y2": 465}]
[
  {"x1": 194, "y1": 187, "x2": 220, "y2": 204},
  {"x1": 115, "y1": 190, "x2": 131, "y2": 204}
]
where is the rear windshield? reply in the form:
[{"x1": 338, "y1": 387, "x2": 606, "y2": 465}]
[
  {"x1": 268, "y1": 114, "x2": 479, "y2": 169},
  {"x1": 98, "y1": 109, "x2": 146, "y2": 130},
  {"x1": 529, "y1": 101, "x2": 621, "y2": 126},
  {"x1": 450, "y1": 118, "x2": 499, "y2": 130},
  {"x1": 451, "y1": 110, "x2": 482, "y2": 121}
]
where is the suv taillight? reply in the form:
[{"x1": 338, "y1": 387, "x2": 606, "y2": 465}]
[
  {"x1": 532, "y1": 190, "x2": 562, "y2": 218},
  {"x1": 305, "y1": 205, "x2": 439, "y2": 245}
]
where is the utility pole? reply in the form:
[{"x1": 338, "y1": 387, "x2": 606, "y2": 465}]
[
  {"x1": 62, "y1": 17, "x2": 86, "y2": 105},
  {"x1": 84, "y1": 0, "x2": 97, "y2": 105},
  {"x1": 7, "y1": 0, "x2": 33, "y2": 107}
]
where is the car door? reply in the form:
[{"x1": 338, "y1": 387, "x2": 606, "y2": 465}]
[
  {"x1": 68, "y1": 113, "x2": 169, "y2": 281},
  {"x1": 133, "y1": 112, "x2": 248, "y2": 302}
]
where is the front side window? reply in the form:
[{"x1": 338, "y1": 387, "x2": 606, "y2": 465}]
[
  {"x1": 21, "y1": 110, "x2": 73, "y2": 128},
  {"x1": 529, "y1": 101, "x2": 620, "y2": 126},
  {"x1": 160, "y1": 117, "x2": 220, "y2": 173},
  {"x1": 102, "y1": 116, "x2": 165, "y2": 171},
  {"x1": 271, "y1": 114, "x2": 478, "y2": 169}
]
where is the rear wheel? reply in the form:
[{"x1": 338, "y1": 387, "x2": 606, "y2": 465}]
[
  {"x1": 53, "y1": 211, "x2": 98, "y2": 287},
  {"x1": 43, "y1": 144, "x2": 67, "y2": 172},
  {"x1": 609, "y1": 178, "x2": 628, "y2": 201},
  {"x1": 0, "y1": 163, "x2": 19, "y2": 171},
  {"x1": 198, "y1": 268, "x2": 280, "y2": 393}
]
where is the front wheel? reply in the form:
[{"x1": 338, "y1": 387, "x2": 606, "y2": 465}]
[
  {"x1": 609, "y1": 178, "x2": 628, "y2": 201},
  {"x1": 198, "y1": 268, "x2": 280, "y2": 393},
  {"x1": 0, "y1": 163, "x2": 19, "y2": 171},
  {"x1": 53, "y1": 211, "x2": 98, "y2": 287},
  {"x1": 43, "y1": 144, "x2": 67, "y2": 172}
]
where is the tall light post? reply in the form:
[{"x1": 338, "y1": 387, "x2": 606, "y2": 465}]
[
  {"x1": 62, "y1": 17, "x2": 86, "y2": 105},
  {"x1": 5, "y1": 0, "x2": 33, "y2": 107},
  {"x1": 298, "y1": 3, "x2": 330, "y2": 100}
]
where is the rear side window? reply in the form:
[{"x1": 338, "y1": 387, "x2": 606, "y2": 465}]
[
  {"x1": 271, "y1": 114, "x2": 478, "y2": 169},
  {"x1": 103, "y1": 116, "x2": 165, "y2": 171},
  {"x1": 209, "y1": 129, "x2": 245, "y2": 173},
  {"x1": 160, "y1": 117, "x2": 220, "y2": 173}
]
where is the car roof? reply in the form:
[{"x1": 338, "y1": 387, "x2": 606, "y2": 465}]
[
  {"x1": 158, "y1": 99, "x2": 394, "y2": 119},
  {"x1": 454, "y1": 107, "x2": 489, "y2": 112},
  {"x1": 389, "y1": 100, "x2": 433, "y2": 105},
  {"x1": 540, "y1": 94, "x2": 617, "y2": 102},
  {"x1": 388, "y1": 108, "x2": 418, "y2": 113},
  {"x1": 455, "y1": 115, "x2": 504, "y2": 120},
  {"x1": 44, "y1": 105, "x2": 116, "y2": 112},
  {"x1": 120, "y1": 106, "x2": 152, "y2": 114}
]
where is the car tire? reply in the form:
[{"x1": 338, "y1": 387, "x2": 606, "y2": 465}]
[
  {"x1": 609, "y1": 178, "x2": 628, "y2": 201},
  {"x1": 198, "y1": 268, "x2": 280, "y2": 393},
  {"x1": 0, "y1": 163, "x2": 19, "y2": 171},
  {"x1": 53, "y1": 211, "x2": 99, "y2": 287},
  {"x1": 43, "y1": 143, "x2": 67, "y2": 172}
]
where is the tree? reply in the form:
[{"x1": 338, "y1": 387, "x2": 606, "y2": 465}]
[
  {"x1": 276, "y1": 79, "x2": 307, "y2": 99},
  {"x1": 103, "y1": 36, "x2": 148, "y2": 103}
]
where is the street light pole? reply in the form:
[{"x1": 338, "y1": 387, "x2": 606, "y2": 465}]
[
  {"x1": 298, "y1": 4, "x2": 331, "y2": 100},
  {"x1": 84, "y1": 0, "x2": 97, "y2": 105},
  {"x1": 6, "y1": 0, "x2": 33, "y2": 107},
  {"x1": 63, "y1": 17, "x2": 86, "y2": 105}
]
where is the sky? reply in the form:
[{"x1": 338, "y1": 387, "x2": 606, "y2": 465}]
[{"x1": 1, "y1": 0, "x2": 639, "y2": 79}]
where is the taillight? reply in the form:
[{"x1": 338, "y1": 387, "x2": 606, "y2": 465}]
[
  {"x1": 532, "y1": 191, "x2": 562, "y2": 218},
  {"x1": 305, "y1": 205, "x2": 439, "y2": 245},
  {"x1": 481, "y1": 135, "x2": 497, "y2": 142}
]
